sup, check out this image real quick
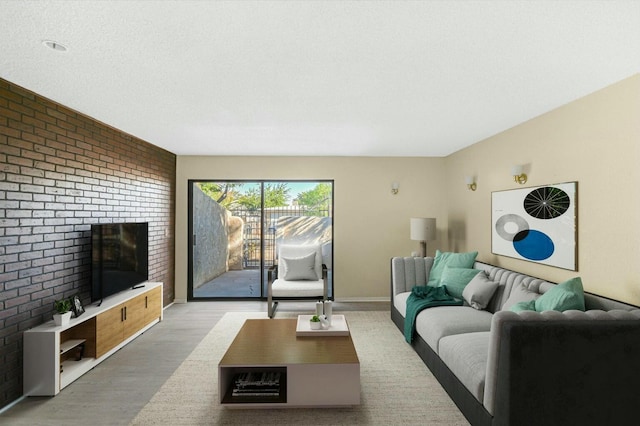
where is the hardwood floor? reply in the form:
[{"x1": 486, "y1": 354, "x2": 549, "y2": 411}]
[{"x1": 1, "y1": 300, "x2": 388, "y2": 425}]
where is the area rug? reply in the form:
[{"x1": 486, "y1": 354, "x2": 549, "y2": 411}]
[{"x1": 129, "y1": 311, "x2": 469, "y2": 425}]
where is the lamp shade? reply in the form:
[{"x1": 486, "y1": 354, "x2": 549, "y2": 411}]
[
  {"x1": 511, "y1": 165, "x2": 524, "y2": 175},
  {"x1": 410, "y1": 218, "x2": 436, "y2": 241}
]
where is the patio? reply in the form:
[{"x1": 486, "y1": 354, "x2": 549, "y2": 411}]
[{"x1": 194, "y1": 270, "x2": 263, "y2": 298}]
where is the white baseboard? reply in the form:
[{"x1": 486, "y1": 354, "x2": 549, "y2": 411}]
[{"x1": 334, "y1": 297, "x2": 390, "y2": 303}]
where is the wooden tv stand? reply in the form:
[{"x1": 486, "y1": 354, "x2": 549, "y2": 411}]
[{"x1": 23, "y1": 282, "x2": 163, "y2": 396}]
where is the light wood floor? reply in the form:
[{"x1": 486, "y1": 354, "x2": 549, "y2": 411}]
[{"x1": 1, "y1": 300, "x2": 388, "y2": 425}]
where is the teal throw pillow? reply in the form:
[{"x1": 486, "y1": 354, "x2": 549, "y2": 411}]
[
  {"x1": 534, "y1": 277, "x2": 585, "y2": 312},
  {"x1": 510, "y1": 300, "x2": 537, "y2": 312},
  {"x1": 439, "y1": 266, "x2": 482, "y2": 299},
  {"x1": 427, "y1": 250, "x2": 478, "y2": 287}
]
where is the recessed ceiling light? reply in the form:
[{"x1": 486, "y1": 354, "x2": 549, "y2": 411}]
[{"x1": 42, "y1": 40, "x2": 68, "y2": 52}]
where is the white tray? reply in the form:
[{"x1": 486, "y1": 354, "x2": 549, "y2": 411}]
[{"x1": 296, "y1": 314, "x2": 350, "y2": 336}]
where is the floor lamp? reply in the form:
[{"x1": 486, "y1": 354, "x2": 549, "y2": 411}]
[{"x1": 410, "y1": 217, "x2": 436, "y2": 257}]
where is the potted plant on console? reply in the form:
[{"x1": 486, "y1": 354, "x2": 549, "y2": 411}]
[
  {"x1": 53, "y1": 299, "x2": 72, "y2": 326},
  {"x1": 310, "y1": 315, "x2": 322, "y2": 330}
]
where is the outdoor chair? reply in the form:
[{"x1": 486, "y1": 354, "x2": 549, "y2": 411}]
[{"x1": 267, "y1": 243, "x2": 328, "y2": 318}]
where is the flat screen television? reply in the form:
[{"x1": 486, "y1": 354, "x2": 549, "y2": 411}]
[{"x1": 91, "y1": 222, "x2": 149, "y2": 303}]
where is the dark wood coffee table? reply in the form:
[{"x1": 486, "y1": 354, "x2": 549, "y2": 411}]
[{"x1": 218, "y1": 318, "x2": 360, "y2": 407}]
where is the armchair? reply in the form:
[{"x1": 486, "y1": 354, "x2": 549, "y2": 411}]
[{"x1": 267, "y1": 243, "x2": 328, "y2": 318}]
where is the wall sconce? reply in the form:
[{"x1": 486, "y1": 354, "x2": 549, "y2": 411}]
[
  {"x1": 465, "y1": 176, "x2": 477, "y2": 191},
  {"x1": 391, "y1": 182, "x2": 399, "y2": 195},
  {"x1": 511, "y1": 165, "x2": 527, "y2": 184}
]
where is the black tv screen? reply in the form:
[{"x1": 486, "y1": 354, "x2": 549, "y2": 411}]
[{"x1": 91, "y1": 222, "x2": 149, "y2": 303}]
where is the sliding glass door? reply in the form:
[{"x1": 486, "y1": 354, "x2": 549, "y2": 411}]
[{"x1": 188, "y1": 180, "x2": 333, "y2": 300}]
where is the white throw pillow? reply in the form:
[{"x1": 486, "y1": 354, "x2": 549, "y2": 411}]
[
  {"x1": 282, "y1": 252, "x2": 318, "y2": 281},
  {"x1": 462, "y1": 272, "x2": 499, "y2": 310}
]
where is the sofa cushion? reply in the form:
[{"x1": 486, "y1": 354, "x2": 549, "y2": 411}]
[
  {"x1": 438, "y1": 332, "x2": 490, "y2": 402},
  {"x1": 427, "y1": 250, "x2": 478, "y2": 286},
  {"x1": 463, "y1": 272, "x2": 499, "y2": 310},
  {"x1": 415, "y1": 306, "x2": 493, "y2": 353},
  {"x1": 535, "y1": 276, "x2": 585, "y2": 312},
  {"x1": 439, "y1": 267, "x2": 482, "y2": 299}
]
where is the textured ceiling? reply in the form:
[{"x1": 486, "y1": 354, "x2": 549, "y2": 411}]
[{"x1": 1, "y1": 1, "x2": 639, "y2": 157}]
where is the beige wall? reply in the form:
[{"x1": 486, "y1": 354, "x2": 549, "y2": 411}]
[
  {"x1": 175, "y1": 156, "x2": 446, "y2": 301},
  {"x1": 175, "y1": 74, "x2": 639, "y2": 305},
  {"x1": 445, "y1": 74, "x2": 640, "y2": 305}
]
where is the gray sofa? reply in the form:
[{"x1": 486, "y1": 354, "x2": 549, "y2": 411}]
[{"x1": 391, "y1": 256, "x2": 640, "y2": 426}]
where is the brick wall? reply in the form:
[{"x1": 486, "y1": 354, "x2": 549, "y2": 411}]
[{"x1": 0, "y1": 78, "x2": 176, "y2": 408}]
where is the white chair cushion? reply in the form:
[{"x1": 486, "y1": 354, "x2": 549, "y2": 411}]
[{"x1": 271, "y1": 278, "x2": 325, "y2": 298}]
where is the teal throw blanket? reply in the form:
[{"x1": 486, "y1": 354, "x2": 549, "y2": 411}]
[{"x1": 404, "y1": 285, "x2": 463, "y2": 343}]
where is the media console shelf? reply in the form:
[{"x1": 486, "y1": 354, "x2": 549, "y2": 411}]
[{"x1": 23, "y1": 282, "x2": 163, "y2": 396}]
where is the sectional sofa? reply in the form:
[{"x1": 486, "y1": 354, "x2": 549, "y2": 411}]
[{"x1": 391, "y1": 255, "x2": 640, "y2": 426}]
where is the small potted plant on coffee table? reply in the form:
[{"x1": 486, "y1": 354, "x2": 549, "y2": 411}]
[
  {"x1": 53, "y1": 299, "x2": 72, "y2": 326},
  {"x1": 309, "y1": 315, "x2": 322, "y2": 330}
]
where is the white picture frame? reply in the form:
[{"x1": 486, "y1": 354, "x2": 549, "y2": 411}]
[{"x1": 491, "y1": 182, "x2": 577, "y2": 271}]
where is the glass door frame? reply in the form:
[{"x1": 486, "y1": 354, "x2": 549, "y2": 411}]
[{"x1": 187, "y1": 179, "x2": 334, "y2": 301}]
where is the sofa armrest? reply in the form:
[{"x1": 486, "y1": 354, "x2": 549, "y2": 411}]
[
  {"x1": 484, "y1": 309, "x2": 640, "y2": 426},
  {"x1": 391, "y1": 256, "x2": 434, "y2": 296}
]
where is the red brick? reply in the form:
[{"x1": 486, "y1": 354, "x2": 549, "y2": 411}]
[
  {"x1": 21, "y1": 150, "x2": 45, "y2": 161},
  {"x1": 35, "y1": 111, "x2": 56, "y2": 125},
  {"x1": 0, "y1": 106, "x2": 21, "y2": 121},
  {"x1": 22, "y1": 97, "x2": 47, "y2": 114},
  {"x1": 33, "y1": 144, "x2": 56, "y2": 156},
  {"x1": 46, "y1": 107, "x2": 66, "y2": 120},
  {"x1": 57, "y1": 120, "x2": 76, "y2": 132},
  {"x1": 0, "y1": 124, "x2": 20, "y2": 138},
  {"x1": 21, "y1": 132, "x2": 45, "y2": 145},
  {"x1": 8, "y1": 83, "x2": 35, "y2": 100},
  {"x1": 9, "y1": 101, "x2": 34, "y2": 117},
  {"x1": 7, "y1": 155, "x2": 33, "y2": 167},
  {"x1": 22, "y1": 115, "x2": 46, "y2": 130},
  {"x1": 7, "y1": 137, "x2": 33, "y2": 151},
  {"x1": 0, "y1": 87, "x2": 25, "y2": 104}
]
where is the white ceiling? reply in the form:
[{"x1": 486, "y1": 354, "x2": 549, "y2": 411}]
[{"x1": 1, "y1": 1, "x2": 639, "y2": 157}]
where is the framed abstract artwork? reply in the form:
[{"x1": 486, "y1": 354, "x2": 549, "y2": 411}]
[{"x1": 492, "y1": 182, "x2": 577, "y2": 270}]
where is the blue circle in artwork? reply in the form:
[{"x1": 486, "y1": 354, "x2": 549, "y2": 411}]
[{"x1": 512, "y1": 230, "x2": 555, "y2": 260}]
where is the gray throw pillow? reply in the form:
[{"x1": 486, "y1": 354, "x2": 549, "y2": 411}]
[
  {"x1": 282, "y1": 252, "x2": 318, "y2": 281},
  {"x1": 502, "y1": 281, "x2": 541, "y2": 310},
  {"x1": 462, "y1": 272, "x2": 499, "y2": 310}
]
